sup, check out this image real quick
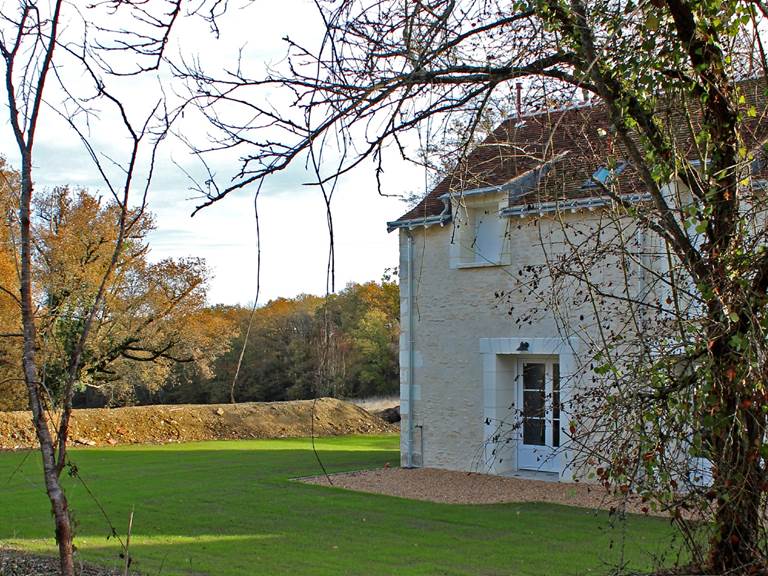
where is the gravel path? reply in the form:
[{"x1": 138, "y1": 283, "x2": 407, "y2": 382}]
[
  {"x1": 301, "y1": 467, "x2": 659, "y2": 516},
  {"x1": 0, "y1": 547, "x2": 126, "y2": 576}
]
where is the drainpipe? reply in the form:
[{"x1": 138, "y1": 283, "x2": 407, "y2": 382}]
[{"x1": 405, "y1": 229, "x2": 416, "y2": 468}]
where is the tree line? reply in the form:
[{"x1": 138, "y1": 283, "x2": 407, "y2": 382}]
[
  {"x1": 159, "y1": 281, "x2": 400, "y2": 406},
  {"x1": 0, "y1": 159, "x2": 399, "y2": 411}
]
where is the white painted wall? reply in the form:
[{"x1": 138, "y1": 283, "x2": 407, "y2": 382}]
[{"x1": 398, "y1": 208, "x2": 649, "y2": 479}]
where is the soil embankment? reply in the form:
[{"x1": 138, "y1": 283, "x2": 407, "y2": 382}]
[{"x1": 0, "y1": 398, "x2": 395, "y2": 449}]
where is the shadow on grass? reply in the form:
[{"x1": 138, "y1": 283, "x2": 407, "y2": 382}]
[{"x1": 0, "y1": 439, "x2": 679, "y2": 576}]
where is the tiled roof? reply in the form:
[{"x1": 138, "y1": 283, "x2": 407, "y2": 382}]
[{"x1": 392, "y1": 78, "x2": 768, "y2": 225}]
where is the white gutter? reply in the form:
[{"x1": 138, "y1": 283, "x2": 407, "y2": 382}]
[
  {"x1": 405, "y1": 229, "x2": 416, "y2": 468},
  {"x1": 387, "y1": 152, "x2": 572, "y2": 231},
  {"x1": 500, "y1": 192, "x2": 651, "y2": 218},
  {"x1": 387, "y1": 213, "x2": 449, "y2": 233},
  {"x1": 387, "y1": 197, "x2": 451, "y2": 233}
]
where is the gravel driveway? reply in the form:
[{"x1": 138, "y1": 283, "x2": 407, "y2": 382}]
[
  {"x1": 0, "y1": 547, "x2": 125, "y2": 576},
  {"x1": 300, "y1": 467, "x2": 658, "y2": 516}
]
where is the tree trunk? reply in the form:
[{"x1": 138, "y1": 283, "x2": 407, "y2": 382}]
[
  {"x1": 19, "y1": 156, "x2": 75, "y2": 576},
  {"x1": 710, "y1": 473, "x2": 762, "y2": 572},
  {"x1": 709, "y1": 426, "x2": 763, "y2": 571},
  {"x1": 706, "y1": 339, "x2": 766, "y2": 573},
  {"x1": 50, "y1": 476, "x2": 75, "y2": 576}
]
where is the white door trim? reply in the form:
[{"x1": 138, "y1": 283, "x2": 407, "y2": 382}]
[
  {"x1": 480, "y1": 337, "x2": 576, "y2": 481},
  {"x1": 517, "y1": 357, "x2": 560, "y2": 473}
]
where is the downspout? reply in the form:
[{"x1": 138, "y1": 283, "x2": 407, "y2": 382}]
[{"x1": 405, "y1": 229, "x2": 416, "y2": 468}]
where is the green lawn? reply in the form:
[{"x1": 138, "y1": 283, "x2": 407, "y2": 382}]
[{"x1": 0, "y1": 435, "x2": 676, "y2": 575}]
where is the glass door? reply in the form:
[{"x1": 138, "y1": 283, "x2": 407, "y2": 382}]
[{"x1": 517, "y1": 358, "x2": 560, "y2": 472}]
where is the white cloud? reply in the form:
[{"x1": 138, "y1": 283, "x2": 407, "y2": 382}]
[{"x1": 145, "y1": 153, "x2": 419, "y2": 305}]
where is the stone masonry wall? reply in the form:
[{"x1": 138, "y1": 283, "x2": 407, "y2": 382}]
[{"x1": 398, "y1": 209, "x2": 650, "y2": 475}]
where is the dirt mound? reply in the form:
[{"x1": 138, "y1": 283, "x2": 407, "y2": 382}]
[
  {"x1": 0, "y1": 398, "x2": 395, "y2": 450},
  {"x1": 375, "y1": 405, "x2": 401, "y2": 423}
]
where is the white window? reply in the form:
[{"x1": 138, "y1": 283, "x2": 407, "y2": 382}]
[
  {"x1": 472, "y1": 208, "x2": 501, "y2": 263},
  {"x1": 646, "y1": 180, "x2": 704, "y2": 319},
  {"x1": 450, "y1": 204, "x2": 507, "y2": 268}
]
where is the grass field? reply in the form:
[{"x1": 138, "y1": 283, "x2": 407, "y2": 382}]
[{"x1": 0, "y1": 435, "x2": 677, "y2": 575}]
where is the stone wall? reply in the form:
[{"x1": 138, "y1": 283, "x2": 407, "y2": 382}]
[{"x1": 398, "y1": 207, "x2": 652, "y2": 478}]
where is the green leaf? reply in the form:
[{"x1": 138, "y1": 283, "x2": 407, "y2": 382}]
[{"x1": 594, "y1": 363, "x2": 613, "y2": 375}]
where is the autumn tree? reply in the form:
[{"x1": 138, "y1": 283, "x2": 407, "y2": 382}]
[
  {"x1": 167, "y1": 282, "x2": 400, "y2": 404},
  {"x1": 181, "y1": 0, "x2": 768, "y2": 572},
  {"x1": 326, "y1": 281, "x2": 399, "y2": 398},
  {"x1": 0, "y1": 158, "x2": 23, "y2": 411},
  {"x1": 30, "y1": 186, "x2": 232, "y2": 407},
  {"x1": 0, "y1": 180, "x2": 231, "y2": 410}
]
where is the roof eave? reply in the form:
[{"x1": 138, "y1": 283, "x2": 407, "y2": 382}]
[
  {"x1": 386, "y1": 213, "x2": 452, "y2": 233},
  {"x1": 500, "y1": 192, "x2": 652, "y2": 218}
]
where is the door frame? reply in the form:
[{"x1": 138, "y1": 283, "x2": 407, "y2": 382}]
[
  {"x1": 480, "y1": 337, "x2": 575, "y2": 480},
  {"x1": 516, "y1": 357, "x2": 560, "y2": 473}
]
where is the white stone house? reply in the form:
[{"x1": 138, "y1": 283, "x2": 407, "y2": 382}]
[{"x1": 386, "y1": 90, "x2": 768, "y2": 481}]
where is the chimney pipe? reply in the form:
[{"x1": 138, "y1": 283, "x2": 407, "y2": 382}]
[{"x1": 515, "y1": 82, "x2": 523, "y2": 118}]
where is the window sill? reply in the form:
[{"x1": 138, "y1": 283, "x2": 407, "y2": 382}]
[{"x1": 452, "y1": 260, "x2": 503, "y2": 269}]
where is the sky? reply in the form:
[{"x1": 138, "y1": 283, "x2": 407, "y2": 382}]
[{"x1": 0, "y1": 0, "x2": 423, "y2": 306}]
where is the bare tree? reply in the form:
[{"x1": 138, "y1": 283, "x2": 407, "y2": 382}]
[
  {"x1": 0, "y1": 1, "x2": 183, "y2": 573},
  {"x1": 179, "y1": 0, "x2": 768, "y2": 573}
]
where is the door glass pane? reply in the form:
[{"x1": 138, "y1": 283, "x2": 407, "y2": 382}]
[
  {"x1": 523, "y1": 418, "x2": 545, "y2": 446},
  {"x1": 523, "y1": 363, "x2": 545, "y2": 391},
  {"x1": 523, "y1": 390, "x2": 544, "y2": 416},
  {"x1": 522, "y1": 363, "x2": 546, "y2": 445}
]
